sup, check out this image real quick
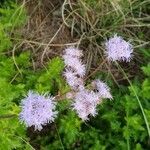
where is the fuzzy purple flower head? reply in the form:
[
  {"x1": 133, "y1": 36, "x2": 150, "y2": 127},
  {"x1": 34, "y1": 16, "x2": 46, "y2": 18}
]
[
  {"x1": 63, "y1": 46, "x2": 86, "y2": 90},
  {"x1": 92, "y1": 79, "x2": 112, "y2": 100},
  {"x1": 19, "y1": 91, "x2": 58, "y2": 131},
  {"x1": 72, "y1": 89, "x2": 99, "y2": 121},
  {"x1": 64, "y1": 46, "x2": 83, "y2": 58},
  {"x1": 105, "y1": 34, "x2": 133, "y2": 62},
  {"x1": 63, "y1": 47, "x2": 86, "y2": 77},
  {"x1": 63, "y1": 69, "x2": 84, "y2": 90}
]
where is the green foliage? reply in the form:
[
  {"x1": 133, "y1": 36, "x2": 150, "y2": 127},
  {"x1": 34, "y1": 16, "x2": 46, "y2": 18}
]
[
  {"x1": 0, "y1": 118, "x2": 28, "y2": 150},
  {"x1": 0, "y1": 53, "x2": 31, "y2": 149},
  {"x1": 122, "y1": 64, "x2": 150, "y2": 149},
  {"x1": 0, "y1": 2, "x2": 28, "y2": 148},
  {"x1": 0, "y1": 1, "x2": 26, "y2": 52},
  {"x1": 142, "y1": 63, "x2": 150, "y2": 77},
  {"x1": 35, "y1": 57, "x2": 65, "y2": 94},
  {"x1": 59, "y1": 110, "x2": 81, "y2": 147}
]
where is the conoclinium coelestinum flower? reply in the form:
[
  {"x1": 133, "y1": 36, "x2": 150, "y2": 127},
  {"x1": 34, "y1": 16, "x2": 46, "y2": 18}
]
[
  {"x1": 92, "y1": 79, "x2": 112, "y2": 100},
  {"x1": 72, "y1": 89, "x2": 99, "y2": 121},
  {"x1": 105, "y1": 34, "x2": 133, "y2": 62},
  {"x1": 19, "y1": 91, "x2": 57, "y2": 131},
  {"x1": 63, "y1": 47, "x2": 86, "y2": 90}
]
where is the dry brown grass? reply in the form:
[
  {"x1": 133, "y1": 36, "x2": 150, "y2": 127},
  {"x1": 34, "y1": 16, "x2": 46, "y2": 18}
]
[
  {"x1": 15, "y1": 0, "x2": 150, "y2": 82},
  {"x1": 60, "y1": 0, "x2": 150, "y2": 81},
  {"x1": 15, "y1": 0, "x2": 78, "y2": 68}
]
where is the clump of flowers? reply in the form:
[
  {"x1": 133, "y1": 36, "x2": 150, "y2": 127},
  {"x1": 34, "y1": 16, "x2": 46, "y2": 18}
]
[
  {"x1": 19, "y1": 91, "x2": 57, "y2": 131},
  {"x1": 63, "y1": 46, "x2": 112, "y2": 121},
  {"x1": 19, "y1": 34, "x2": 134, "y2": 129},
  {"x1": 63, "y1": 47, "x2": 85, "y2": 90},
  {"x1": 105, "y1": 34, "x2": 133, "y2": 62}
]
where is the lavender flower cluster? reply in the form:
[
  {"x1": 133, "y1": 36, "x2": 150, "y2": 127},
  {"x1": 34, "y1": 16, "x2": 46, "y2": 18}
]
[
  {"x1": 19, "y1": 34, "x2": 133, "y2": 130},
  {"x1": 63, "y1": 47, "x2": 85, "y2": 90},
  {"x1": 63, "y1": 47, "x2": 113, "y2": 121}
]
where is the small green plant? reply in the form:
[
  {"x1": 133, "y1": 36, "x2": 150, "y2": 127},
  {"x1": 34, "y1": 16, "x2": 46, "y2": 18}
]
[{"x1": 0, "y1": 1, "x2": 26, "y2": 52}]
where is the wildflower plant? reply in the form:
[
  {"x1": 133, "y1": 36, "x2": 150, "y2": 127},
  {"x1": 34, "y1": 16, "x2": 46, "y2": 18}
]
[
  {"x1": 1, "y1": 1, "x2": 149, "y2": 149},
  {"x1": 19, "y1": 34, "x2": 133, "y2": 126},
  {"x1": 63, "y1": 46, "x2": 112, "y2": 120}
]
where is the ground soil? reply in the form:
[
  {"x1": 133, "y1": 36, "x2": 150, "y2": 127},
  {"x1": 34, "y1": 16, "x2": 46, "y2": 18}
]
[{"x1": 20, "y1": 0, "x2": 74, "y2": 68}]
